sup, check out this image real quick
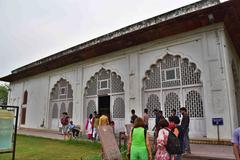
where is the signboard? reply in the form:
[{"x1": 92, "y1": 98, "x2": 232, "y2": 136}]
[
  {"x1": 0, "y1": 109, "x2": 14, "y2": 152},
  {"x1": 98, "y1": 125, "x2": 121, "y2": 160},
  {"x1": 212, "y1": 118, "x2": 223, "y2": 125}
]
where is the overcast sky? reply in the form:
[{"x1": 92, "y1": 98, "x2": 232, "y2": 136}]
[{"x1": 0, "y1": 0, "x2": 228, "y2": 84}]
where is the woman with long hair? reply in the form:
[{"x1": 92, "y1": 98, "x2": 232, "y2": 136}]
[{"x1": 127, "y1": 117, "x2": 152, "y2": 160}]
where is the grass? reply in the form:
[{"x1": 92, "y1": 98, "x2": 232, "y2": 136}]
[{"x1": 0, "y1": 135, "x2": 102, "y2": 160}]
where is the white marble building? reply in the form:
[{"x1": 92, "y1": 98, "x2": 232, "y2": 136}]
[{"x1": 1, "y1": 0, "x2": 240, "y2": 140}]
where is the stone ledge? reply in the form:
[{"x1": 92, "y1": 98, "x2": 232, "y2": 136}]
[{"x1": 190, "y1": 139, "x2": 231, "y2": 145}]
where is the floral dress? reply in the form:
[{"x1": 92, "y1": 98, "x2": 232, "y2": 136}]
[{"x1": 155, "y1": 128, "x2": 176, "y2": 160}]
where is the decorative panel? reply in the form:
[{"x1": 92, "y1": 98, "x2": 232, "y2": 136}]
[
  {"x1": 113, "y1": 97, "x2": 125, "y2": 118},
  {"x1": 146, "y1": 94, "x2": 161, "y2": 118},
  {"x1": 164, "y1": 92, "x2": 181, "y2": 118},
  {"x1": 67, "y1": 84, "x2": 73, "y2": 98},
  {"x1": 52, "y1": 103, "x2": 58, "y2": 118},
  {"x1": 144, "y1": 65, "x2": 161, "y2": 89},
  {"x1": 185, "y1": 90, "x2": 204, "y2": 117},
  {"x1": 143, "y1": 54, "x2": 204, "y2": 118},
  {"x1": 50, "y1": 78, "x2": 73, "y2": 100},
  {"x1": 162, "y1": 80, "x2": 181, "y2": 88},
  {"x1": 181, "y1": 59, "x2": 201, "y2": 86},
  {"x1": 161, "y1": 54, "x2": 180, "y2": 69},
  {"x1": 60, "y1": 102, "x2": 66, "y2": 114},
  {"x1": 86, "y1": 76, "x2": 97, "y2": 96},
  {"x1": 98, "y1": 68, "x2": 110, "y2": 80},
  {"x1": 68, "y1": 102, "x2": 73, "y2": 118},
  {"x1": 87, "y1": 100, "x2": 96, "y2": 117},
  {"x1": 111, "y1": 73, "x2": 124, "y2": 93}
]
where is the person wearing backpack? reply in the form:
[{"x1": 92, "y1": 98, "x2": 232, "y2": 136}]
[
  {"x1": 173, "y1": 116, "x2": 184, "y2": 160},
  {"x1": 127, "y1": 117, "x2": 152, "y2": 160},
  {"x1": 60, "y1": 112, "x2": 70, "y2": 140},
  {"x1": 155, "y1": 119, "x2": 172, "y2": 160},
  {"x1": 155, "y1": 119, "x2": 182, "y2": 160}
]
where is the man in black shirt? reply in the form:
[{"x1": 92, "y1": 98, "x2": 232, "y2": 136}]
[
  {"x1": 130, "y1": 109, "x2": 138, "y2": 124},
  {"x1": 180, "y1": 107, "x2": 191, "y2": 154}
]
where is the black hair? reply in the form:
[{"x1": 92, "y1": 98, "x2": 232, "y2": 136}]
[
  {"x1": 131, "y1": 109, "x2": 135, "y2": 114},
  {"x1": 144, "y1": 108, "x2": 148, "y2": 114},
  {"x1": 180, "y1": 107, "x2": 187, "y2": 112},
  {"x1": 173, "y1": 116, "x2": 180, "y2": 124},
  {"x1": 89, "y1": 114, "x2": 93, "y2": 119},
  {"x1": 171, "y1": 109, "x2": 176, "y2": 112}
]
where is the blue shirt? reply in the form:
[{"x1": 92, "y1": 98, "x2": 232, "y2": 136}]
[
  {"x1": 68, "y1": 124, "x2": 76, "y2": 129},
  {"x1": 232, "y1": 127, "x2": 240, "y2": 150}
]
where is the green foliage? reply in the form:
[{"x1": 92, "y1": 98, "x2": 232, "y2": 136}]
[{"x1": 0, "y1": 84, "x2": 9, "y2": 105}]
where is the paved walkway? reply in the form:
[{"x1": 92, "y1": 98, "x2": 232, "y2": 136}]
[
  {"x1": 184, "y1": 144, "x2": 234, "y2": 160},
  {"x1": 17, "y1": 128, "x2": 235, "y2": 160}
]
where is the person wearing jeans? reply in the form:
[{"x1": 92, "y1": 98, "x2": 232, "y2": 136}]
[{"x1": 180, "y1": 107, "x2": 191, "y2": 154}]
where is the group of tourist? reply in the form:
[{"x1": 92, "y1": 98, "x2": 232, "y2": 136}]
[
  {"x1": 60, "y1": 107, "x2": 191, "y2": 160},
  {"x1": 85, "y1": 111, "x2": 112, "y2": 141},
  {"x1": 60, "y1": 112, "x2": 82, "y2": 140},
  {"x1": 128, "y1": 107, "x2": 191, "y2": 160},
  {"x1": 60, "y1": 111, "x2": 114, "y2": 141}
]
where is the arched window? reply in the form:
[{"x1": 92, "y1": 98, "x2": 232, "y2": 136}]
[
  {"x1": 52, "y1": 103, "x2": 58, "y2": 118},
  {"x1": 23, "y1": 91, "x2": 28, "y2": 104},
  {"x1": 60, "y1": 103, "x2": 66, "y2": 114},
  {"x1": 143, "y1": 54, "x2": 203, "y2": 118},
  {"x1": 68, "y1": 102, "x2": 73, "y2": 118},
  {"x1": 146, "y1": 94, "x2": 161, "y2": 117}
]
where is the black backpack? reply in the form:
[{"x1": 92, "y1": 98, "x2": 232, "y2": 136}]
[{"x1": 165, "y1": 128, "x2": 182, "y2": 155}]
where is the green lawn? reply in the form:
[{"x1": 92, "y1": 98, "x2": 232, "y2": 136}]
[{"x1": 0, "y1": 135, "x2": 102, "y2": 160}]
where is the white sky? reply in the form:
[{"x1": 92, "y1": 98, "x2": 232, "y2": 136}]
[{"x1": 0, "y1": 0, "x2": 228, "y2": 83}]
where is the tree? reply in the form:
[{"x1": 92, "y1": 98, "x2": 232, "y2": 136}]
[{"x1": 0, "y1": 84, "x2": 9, "y2": 105}]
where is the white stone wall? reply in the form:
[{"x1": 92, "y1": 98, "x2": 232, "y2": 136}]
[
  {"x1": 8, "y1": 23, "x2": 236, "y2": 139},
  {"x1": 222, "y1": 30, "x2": 240, "y2": 137}
]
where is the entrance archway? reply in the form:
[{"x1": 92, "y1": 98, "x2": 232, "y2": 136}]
[
  {"x1": 84, "y1": 68, "x2": 125, "y2": 133},
  {"x1": 143, "y1": 54, "x2": 205, "y2": 137},
  {"x1": 49, "y1": 78, "x2": 73, "y2": 130}
]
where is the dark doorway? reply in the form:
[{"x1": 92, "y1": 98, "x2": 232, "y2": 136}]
[{"x1": 98, "y1": 96, "x2": 110, "y2": 118}]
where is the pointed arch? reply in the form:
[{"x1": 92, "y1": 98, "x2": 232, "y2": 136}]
[
  {"x1": 50, "y1": 78, "x2": 73, "y2": 100},
  {"x1": 85, "y1": 68, "x2": 124, "y2": 96},
  {"x1": 143, "y1": 54, "x2": 202, "y2": 89}
]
